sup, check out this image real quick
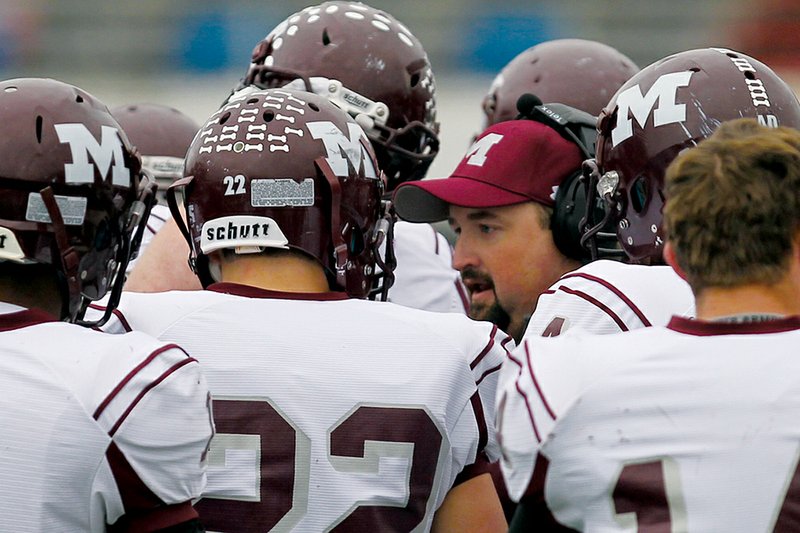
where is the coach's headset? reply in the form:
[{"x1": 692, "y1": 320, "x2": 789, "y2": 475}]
[{"x1": 514, "y1": 93, "x2": 606, "y2": 262}]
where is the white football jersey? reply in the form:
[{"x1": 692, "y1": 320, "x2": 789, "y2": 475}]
[
  {"x1": 383, "y1": 221, "x2": 469, "y2": 314},
  {"x1": 0, "y1": 304, "x2": 213, "y2": 532},
  {"x1": 126, "y1": 204, "x2": 171, "y2": 275},
  {"x1": 94, "y1": 284, "x2": 510, "y2": 532},
  {"x1": 498, "y1": 316, "x2": 800, "y2": 531},
  {"x1": 525, "y1": 260, "x2": 695, "y2": 337}
]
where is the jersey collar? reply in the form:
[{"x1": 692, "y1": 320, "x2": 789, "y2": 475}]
[
  {"x1": 668, "y1": 315, "x2": 800, "y2": 336},
  {"x1": 0, "y1": 307, "x2": 59, "y2": 332},
  {"x1": 208, "y1": 282, "x2": 350, "y2": 301}
]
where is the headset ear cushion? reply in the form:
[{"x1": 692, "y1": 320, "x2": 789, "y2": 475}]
[{"x1": 551, "y1": 170, "x2": 590, "y2": 261}]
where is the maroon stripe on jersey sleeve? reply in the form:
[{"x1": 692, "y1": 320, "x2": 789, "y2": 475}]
[
  {"x1": 506, "y1": 350, "x2": 542, "y2": 443},
  {"x1": 525, "y1": 342, "x2": 556, "y2": 421},
  {"x1": 93, "y1": 344, "x2": 184, "y2": 420},
  {"x1": 431, "y1": 225, "x2": 441, "y2": 255},
  {"x1": 106, "y1": 441, "x2": 199, "y2": 530},
  {"x1": 560, "y1": 272, "x2": 651, "y2": 326},
  {"x1": 88, "y1": 304, "x2": 133, "y2": 333},
  {"x1": 470, "y1": 391, "x2": 489, "y2": 453},
  {"x1": 149, "y1": 211, "x2": 168, "y2": 223},
  {"x1": 455, "y1": 279, "x2": 470, "y2": 314},
  {"x1": 470, "y1": 325, "x2": 498, "y2": 370},
  {"x1": 108, "y1": 357, "x2": 198, "y2": 437},
  {"x1": 557, "y1": 286, "x2": 629, "y2": 332},
  {"x1": 476, "y1": 362, "x2": 503, "y2": 386}
]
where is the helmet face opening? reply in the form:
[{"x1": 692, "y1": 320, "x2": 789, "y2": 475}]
[
  {"x1": 238, "y1": 1, "x2": 439, "y2": 191},
  {"x1": 175, "y1": 88, "x2": 393, "y2": 299},
  {"x1": 584, "y1": 47, "x2": 800, "y2": 264}
]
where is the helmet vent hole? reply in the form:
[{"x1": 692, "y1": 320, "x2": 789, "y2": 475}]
[
  {"x1": 75, "y1": 95, "x2": 84, "y2": 103},
  {"x1": 35, "y1": 115, "x2": 43, "y2": 143},
  {"x1": 630, "y1": 176, "x2": 648, "y2": 214},
  {"x1": 247, "y1": 98, "x2": 258, "y2": 104},
  {"x1": 322, "y1": 29, "x2": 331, "y2": 46},
  {"x1": 309, "y1": 102, "x2": 320, "y2": 112},
  {"x1": 3, "y1": 86, "x2": 17, "y2": 93},
  {"x1": 689, "y1": 67, "x2": 701, "y2": 72},
  {"x1": 219, "y1": 111, "x2": 231, "y2": 125},
  {"x1": 410, "y1": 73, "x2": 420, "y2": 87},
  {"x1": 744, "y1": 70, "x2": 756, "y2": 80},
  {"x1": 263, "y1": 111, "x2": 275, "y2": 122}
]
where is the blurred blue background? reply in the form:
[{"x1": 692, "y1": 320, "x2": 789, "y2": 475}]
[{"x1": 1, "y1": 0, "x2": 797, "y2": 176}]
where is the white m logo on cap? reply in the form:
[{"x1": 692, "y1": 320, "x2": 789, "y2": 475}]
[
  {"x1": 465, "y1": 133, "x2": 503, "y2": 167},
  {"x1": 55, "y1": 124, "x2": 130, "y2": 186},
  {"x1": 306, "y1": 121, "x2": 377, "y2": 178},
  {"x1": 611, "y1": 71, "x2": 694, "y2": 146}
]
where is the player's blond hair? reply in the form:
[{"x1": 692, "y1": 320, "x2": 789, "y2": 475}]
[{"x1": 663, "y1": 118, "x2": 800, "y2": 292}]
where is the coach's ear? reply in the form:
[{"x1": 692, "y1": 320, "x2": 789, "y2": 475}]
[{"x1": 663, "y1": 241, "x2": 688, "y2": 282}]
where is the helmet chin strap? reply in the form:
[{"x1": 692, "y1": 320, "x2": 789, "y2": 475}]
[{"x1": 39, "y1": 186, "x2": 81, "y2": 322}]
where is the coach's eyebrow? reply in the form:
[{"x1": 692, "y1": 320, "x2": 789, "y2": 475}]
[{"x1": 465, "y1": 210, "x2": 499, "y2": 221}]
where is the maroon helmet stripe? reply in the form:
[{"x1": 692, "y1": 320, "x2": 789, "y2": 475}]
[
  {"x1": 557, "y1": 285, "x2": 630, "y2": 331},
  {"x1": 560, "y1": 272, "x2": 650, "y2": 326}
]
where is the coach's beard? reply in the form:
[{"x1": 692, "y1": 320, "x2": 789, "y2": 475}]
[{"x1": 461, "y1": 267, "x2": 511, "y2": 333}]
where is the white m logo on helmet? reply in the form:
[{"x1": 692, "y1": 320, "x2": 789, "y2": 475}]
[
  {"x1": 306, "y1": 121, "x2": 377, "y2": 178},
  {"x1": 465, "y1": 133, "x2": 503, "y2": 167},
  {"x1": 55, "y1": 124, "x2": 130, "y2": 186},
  {"x1": 611, "y1": 71, "x2": 694, "y2": 146}
]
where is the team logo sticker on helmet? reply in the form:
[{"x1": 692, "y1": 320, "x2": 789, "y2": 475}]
[
  {"x1": 201, "y1": 215, "x2": 289, "y2": 254},
  {"x1": 611, "y1": 71, "x2": 694, "y2": 146},
  {"x1": 307, "y1": 121, "x2": 378, "y2": 178},
  {"x1": 54, "y1": 124, "x2": 130, "y2": 186}
]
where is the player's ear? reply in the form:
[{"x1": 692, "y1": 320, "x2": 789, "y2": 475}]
[{"x1": 663, "y1": 241, "x2": 687, "y2": 282}]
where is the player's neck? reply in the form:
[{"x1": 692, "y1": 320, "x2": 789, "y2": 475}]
[
  {"x1": 218, "y1": 252, "x2": 331, "y2": 293},
  {"x1": 694, "y1": 278, "x2": 800, "y2": 321}
]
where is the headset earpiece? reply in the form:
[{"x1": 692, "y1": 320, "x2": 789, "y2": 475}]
[{"x1": 516, "y1": 93, "x2": 598, "y2": 262}]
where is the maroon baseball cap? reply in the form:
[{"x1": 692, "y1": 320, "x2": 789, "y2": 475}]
[{"x1": 393, "y1": 119, "x2": 584, "y2": 223}]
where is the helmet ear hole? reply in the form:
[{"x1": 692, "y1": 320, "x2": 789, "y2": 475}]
[
  {"x1": 630, "y1": 176, "x2": 649, "y2": 214},
  {"x1": 346, "y1": 223, "x2": 365, "y2": 255}
]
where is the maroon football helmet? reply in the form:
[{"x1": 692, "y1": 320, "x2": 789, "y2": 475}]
[
  {"x1": 111, "y1": 103, "x2": 200, "y2": 202},
  {"x1": 169, "y1": 87, "x2": 393, "y2": 299},
  {"x1": 239, "y1": 1, "x2": 439, "y2": 191},
  {"x1": 482, "y1": 39, "x2": 639, "y2": 126},
  {"x1": 582, "y1": 47, "x2": 800, "y2": 264},
  {"x1": 0, "y1": 78, "x2": 153, "y2": 322}
]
